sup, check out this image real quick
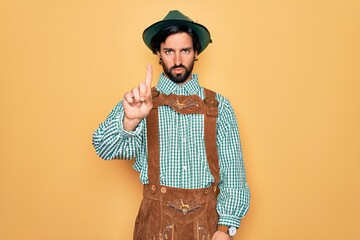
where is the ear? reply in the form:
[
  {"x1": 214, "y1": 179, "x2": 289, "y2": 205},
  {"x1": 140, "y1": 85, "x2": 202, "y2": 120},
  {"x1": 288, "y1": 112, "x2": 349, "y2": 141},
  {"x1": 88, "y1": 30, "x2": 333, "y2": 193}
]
[{"x1": 156, "y1": 51, "x2": 163, "y2": 65}]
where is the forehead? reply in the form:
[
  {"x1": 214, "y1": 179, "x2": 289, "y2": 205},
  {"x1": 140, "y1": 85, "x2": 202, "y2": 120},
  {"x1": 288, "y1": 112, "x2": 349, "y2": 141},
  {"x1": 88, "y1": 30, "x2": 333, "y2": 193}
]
[{"x1": 161, "y1": 32, "x2": 193, "y2": 48}]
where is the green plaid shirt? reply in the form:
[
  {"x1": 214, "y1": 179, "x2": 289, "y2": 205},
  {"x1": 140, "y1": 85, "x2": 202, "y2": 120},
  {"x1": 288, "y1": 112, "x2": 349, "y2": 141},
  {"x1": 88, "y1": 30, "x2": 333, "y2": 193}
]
[{"x1": 93, "y1": 73, "x2": 250, "y2": 228}]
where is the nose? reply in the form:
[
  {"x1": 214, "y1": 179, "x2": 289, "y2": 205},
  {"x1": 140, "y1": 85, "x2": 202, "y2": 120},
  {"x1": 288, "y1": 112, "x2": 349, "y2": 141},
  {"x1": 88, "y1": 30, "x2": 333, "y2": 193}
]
[{"x1": 174, "y1": 52, "x2": 182, "y2": 66}]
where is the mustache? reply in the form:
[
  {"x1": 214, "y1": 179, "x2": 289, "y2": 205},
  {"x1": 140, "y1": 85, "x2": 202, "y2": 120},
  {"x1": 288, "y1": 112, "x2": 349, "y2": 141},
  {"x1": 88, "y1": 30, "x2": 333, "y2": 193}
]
[{"x1": 170, "y1": 64, "x2": 186, "y2": 70}]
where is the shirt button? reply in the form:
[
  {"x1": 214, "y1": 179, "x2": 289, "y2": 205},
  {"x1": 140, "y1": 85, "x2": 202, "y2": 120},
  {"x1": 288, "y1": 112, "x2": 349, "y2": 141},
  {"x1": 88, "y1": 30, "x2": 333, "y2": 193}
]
[
  {"x1": 161, "y1": 187, "x2": 167, "y2": 193},
  {"x1": 182, "y1": 166, "x2": 187, "y2": 170},
  {"x1": 151, "y1": 185, "x2": 156, "y2": 191}
]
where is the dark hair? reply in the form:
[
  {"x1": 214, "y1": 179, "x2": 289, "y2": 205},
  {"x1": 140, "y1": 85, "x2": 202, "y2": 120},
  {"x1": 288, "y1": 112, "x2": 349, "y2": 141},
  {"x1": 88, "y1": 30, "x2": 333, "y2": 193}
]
[{"x1": 150, "y1": 25, "x2": 201, "y2": 54}]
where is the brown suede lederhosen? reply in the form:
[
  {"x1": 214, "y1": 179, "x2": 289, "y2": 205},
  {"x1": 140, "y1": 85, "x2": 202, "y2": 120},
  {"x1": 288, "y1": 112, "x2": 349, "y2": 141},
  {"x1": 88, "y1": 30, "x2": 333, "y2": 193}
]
[{"x1": 133, "y1": 88, "x2": 220, "y2": 240}]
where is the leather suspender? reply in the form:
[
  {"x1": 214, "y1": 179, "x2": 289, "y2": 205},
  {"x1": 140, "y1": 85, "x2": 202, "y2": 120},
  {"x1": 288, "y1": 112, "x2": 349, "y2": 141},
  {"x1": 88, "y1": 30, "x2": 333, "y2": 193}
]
[{"x1": 146, "y1": 87, "x2": 220, "y2": 188}]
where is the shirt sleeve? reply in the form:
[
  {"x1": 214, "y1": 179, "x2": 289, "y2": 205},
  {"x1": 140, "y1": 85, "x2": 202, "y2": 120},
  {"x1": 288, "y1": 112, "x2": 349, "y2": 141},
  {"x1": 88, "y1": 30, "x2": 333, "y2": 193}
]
[
  {"x1": 92, "y1": 100, "x2": 145, "y2": 160},
  {"x1": 216, "y1": 97, "x2": 251, "y2": 228}
]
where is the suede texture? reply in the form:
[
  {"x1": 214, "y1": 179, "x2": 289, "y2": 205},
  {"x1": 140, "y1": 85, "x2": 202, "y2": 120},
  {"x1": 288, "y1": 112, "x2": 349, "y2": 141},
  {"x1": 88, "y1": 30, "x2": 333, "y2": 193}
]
[{"x1": 133, "y1": 88, "x2": 219, "y2": 240}]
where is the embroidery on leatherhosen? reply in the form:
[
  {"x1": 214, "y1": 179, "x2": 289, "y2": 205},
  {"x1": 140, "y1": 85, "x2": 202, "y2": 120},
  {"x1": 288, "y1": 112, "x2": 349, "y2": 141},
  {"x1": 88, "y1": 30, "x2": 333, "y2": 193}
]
[
  {"x1": 197, "y1": 222, "x2": 211, "y2": 240},
  {"x1": 153, "y1": 223, "x2": 174, "y2": 240},
  {"x1": 170, "y1": 98, "x2": 199, "y2": 110},
  {"x1": 167, "y1": 199, "x2": 201, "y2": 215}
]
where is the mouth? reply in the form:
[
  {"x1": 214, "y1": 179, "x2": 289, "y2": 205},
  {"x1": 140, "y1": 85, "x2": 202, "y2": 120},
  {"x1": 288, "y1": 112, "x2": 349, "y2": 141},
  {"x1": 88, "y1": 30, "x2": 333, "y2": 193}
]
[{"x1": 172, "y1": 67, "x2": 185, "y2": 74}]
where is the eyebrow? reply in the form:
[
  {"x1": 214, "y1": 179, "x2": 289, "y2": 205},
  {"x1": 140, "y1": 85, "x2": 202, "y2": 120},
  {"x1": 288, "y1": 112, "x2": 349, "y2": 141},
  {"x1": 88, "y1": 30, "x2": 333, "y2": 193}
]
[
  {"x1": 163, "y1": 47, "x2": 193, "y2": 51},
  {"x1": 181, "y1": 47, "x2": 193, "y2": 51}
]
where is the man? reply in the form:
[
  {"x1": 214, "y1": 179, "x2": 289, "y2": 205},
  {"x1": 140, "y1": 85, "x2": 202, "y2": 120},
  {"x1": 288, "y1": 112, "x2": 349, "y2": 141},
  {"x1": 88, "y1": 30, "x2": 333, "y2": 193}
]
[{"x1": 93, "y1": 10, "x2": 250, "y2": 240}]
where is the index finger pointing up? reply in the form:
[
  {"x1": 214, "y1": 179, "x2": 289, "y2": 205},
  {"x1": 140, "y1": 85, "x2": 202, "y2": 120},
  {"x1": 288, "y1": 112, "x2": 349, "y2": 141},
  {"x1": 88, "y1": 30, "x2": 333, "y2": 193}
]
[{"x1": 145, "y1": 64, "x2": 153, "y2": 91}]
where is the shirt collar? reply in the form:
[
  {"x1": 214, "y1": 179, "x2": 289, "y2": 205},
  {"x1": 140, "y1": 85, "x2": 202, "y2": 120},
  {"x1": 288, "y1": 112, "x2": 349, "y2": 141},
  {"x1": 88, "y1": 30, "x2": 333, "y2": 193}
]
[{"x1": 156, "y1": 73, "x2": 201, "y2": 96}]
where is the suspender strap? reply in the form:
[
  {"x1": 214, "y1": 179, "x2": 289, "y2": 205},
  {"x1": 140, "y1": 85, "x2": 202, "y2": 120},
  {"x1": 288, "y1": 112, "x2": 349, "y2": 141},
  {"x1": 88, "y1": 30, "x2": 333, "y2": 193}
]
[
  {"x1": 146, "y1": 87, "x2": 220, "y2": 189},
  {"x1": 146, "y1": 106, "x2": 161, "y2": 188},
  {"x1": 203, "y1": 88, "x2": 220, "y2": 184}
]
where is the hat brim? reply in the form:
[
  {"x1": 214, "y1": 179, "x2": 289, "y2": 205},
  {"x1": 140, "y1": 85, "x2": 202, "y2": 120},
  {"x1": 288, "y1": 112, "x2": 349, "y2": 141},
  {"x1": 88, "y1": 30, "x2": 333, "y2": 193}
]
[{"x1": 143, "y1": 19, "x2": 212, "y2": 55}]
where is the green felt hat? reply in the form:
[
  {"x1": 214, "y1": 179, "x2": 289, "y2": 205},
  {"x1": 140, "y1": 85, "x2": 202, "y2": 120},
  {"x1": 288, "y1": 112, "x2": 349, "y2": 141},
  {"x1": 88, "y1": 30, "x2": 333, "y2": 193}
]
[{"x1": 143, "y1": 10, "x2": 212, "y2": 54}]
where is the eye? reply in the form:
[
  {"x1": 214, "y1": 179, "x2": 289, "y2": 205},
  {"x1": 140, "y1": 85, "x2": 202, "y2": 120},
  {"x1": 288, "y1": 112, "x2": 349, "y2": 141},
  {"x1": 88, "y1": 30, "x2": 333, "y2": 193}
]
[
  {"x1": 165, "y1": 49, "x2": 173, "y2": 55},
  {"x1": 182, "y1": 49, "x2": 191, "y2": 54}
]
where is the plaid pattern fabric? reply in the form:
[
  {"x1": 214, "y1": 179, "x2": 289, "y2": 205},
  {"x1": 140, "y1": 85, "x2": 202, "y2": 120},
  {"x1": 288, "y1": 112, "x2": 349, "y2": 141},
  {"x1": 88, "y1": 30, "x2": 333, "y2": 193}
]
[{"x1": 93, "y1": 73, "x2": 250, "y2": 228}]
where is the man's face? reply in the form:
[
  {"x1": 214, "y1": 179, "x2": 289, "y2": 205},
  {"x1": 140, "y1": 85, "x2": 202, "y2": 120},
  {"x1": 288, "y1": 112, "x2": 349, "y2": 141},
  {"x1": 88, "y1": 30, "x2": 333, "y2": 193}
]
[{"x1": 157, "y1": 32, "x2": 197, "y2": 84}]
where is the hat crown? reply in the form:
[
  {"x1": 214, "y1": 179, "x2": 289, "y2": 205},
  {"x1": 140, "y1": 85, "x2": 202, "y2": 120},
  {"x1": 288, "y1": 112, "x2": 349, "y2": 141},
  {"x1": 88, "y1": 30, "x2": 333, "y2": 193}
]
[
  {"x1": 143, "y1": 10, "x2": 211, "y2": 54},
  {"x1": 163, "y1": 10, "x2": 194, "y2": 22}
]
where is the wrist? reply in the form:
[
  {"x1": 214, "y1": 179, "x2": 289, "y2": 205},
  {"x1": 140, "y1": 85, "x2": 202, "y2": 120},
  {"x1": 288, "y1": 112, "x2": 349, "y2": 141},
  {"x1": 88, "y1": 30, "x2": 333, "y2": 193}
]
[
  {"x1": 123, "y1": 116, "x2": 141, "y2": 131},
  {"x1": 217, "y1": 225, "x2": 237, "y2": 237}
]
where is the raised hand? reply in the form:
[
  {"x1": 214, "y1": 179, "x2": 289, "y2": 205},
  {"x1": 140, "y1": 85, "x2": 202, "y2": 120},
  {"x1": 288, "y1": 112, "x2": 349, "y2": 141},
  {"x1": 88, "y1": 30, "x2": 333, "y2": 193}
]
[{"x1": 123, "y1": 64, "x2": 153, "y2": 131}]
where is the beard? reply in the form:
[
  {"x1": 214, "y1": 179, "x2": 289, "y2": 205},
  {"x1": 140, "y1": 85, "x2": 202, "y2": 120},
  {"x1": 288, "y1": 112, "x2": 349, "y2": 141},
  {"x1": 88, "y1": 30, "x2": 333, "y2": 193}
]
[{"x1": 162, "y1": 61, "x2": 195, "y2": 84}]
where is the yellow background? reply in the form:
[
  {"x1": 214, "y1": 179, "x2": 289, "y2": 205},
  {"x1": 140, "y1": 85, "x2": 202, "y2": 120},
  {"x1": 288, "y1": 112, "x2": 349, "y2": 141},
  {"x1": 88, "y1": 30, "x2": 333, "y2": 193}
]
[{"x1": 1, "y1": 0, "x2": 359, "y2": 239}]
